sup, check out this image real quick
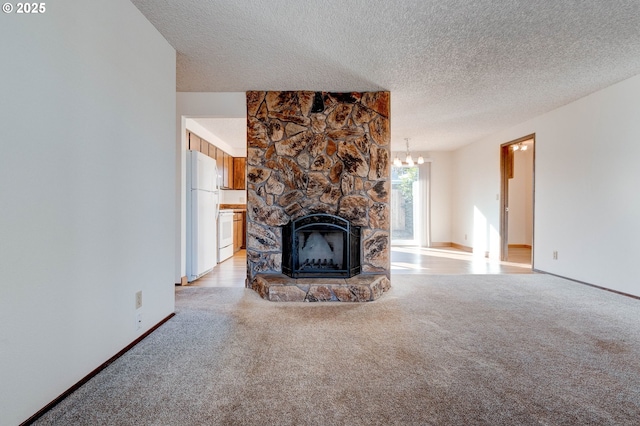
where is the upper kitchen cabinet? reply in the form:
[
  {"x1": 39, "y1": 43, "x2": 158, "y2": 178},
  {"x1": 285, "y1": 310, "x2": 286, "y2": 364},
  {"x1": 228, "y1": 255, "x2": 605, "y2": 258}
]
[
  {"x1": 187, "y1": 131, "x2": 245, "y2": 189},
  {"x1": 233, "y1": 157, "x2": 246, "y2": 189},
  {"x1": 216, "y1": 149, "x2": 225, "y2": 187},
  {"x1": 223, "y1": 153, "x2": 233, "y2": 189},
  {"x1": 217, "y1": 151, "x2": 234, "y2": 189},
  {"x1": 188, "y1": 131, "x2": 214, "y2": 158},
  {"x1": 207, "y1": 143, "x2": 217, "y2": 159},
  {"x1": 188, "y1": 132, "x2": 201, "y2": 152}
]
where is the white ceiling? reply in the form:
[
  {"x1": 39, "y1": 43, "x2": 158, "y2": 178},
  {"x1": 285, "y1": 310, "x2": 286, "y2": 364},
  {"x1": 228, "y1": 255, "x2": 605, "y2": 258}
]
[
  {"x1": 189, "y1": 117, "x2": 247, "y2": 152},
  {"x1": 131, "y1": 0, "x2": 640, "y2": 152}
]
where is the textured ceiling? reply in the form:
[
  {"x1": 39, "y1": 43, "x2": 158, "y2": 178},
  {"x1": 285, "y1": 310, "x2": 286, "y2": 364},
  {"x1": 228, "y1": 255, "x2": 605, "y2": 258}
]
[{"x1": 131, "y1": 0, "x2": 640, "y2": 151}]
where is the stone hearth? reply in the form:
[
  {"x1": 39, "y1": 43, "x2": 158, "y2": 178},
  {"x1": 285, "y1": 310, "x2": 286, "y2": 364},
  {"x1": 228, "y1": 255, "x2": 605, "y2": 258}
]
[
  {"x1": 251, "y1": 274, "x2": 390, "y2": 302},
  {"x1": 245, "y1": 91, "x2": 391, "y2": 301}
]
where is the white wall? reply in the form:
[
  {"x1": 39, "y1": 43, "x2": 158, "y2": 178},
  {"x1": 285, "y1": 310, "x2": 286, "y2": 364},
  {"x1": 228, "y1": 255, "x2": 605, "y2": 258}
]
[
  {"x1": 429, "y1": 151, "x2": 453, "y2": 244},
  {"x1": 222, "y1": 190, "x2": 248, "y2": 204},
  {"x1": 176, "y1": 93, "x2": 246, "y2": 282},
  {"x1": 452, "y1": 138, "x2": 501, "y2": 257},
  {"x1": 451, "y1": 73, "x2": 640, "y2": 296},
  {"x1": 0, "y1": 2, "x2": 176, "y2": 424}
]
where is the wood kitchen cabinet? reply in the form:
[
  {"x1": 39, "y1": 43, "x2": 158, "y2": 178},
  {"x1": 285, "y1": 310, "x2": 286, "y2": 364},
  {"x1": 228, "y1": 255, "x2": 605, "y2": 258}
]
[
  {"x1": 233, "y1": 157, "x2": 246, "y2": 189},
  {"x1": 216, "y1": 149, "x2": 225, "y2": 186},
  {"x1": 224, "y1": 153, "x2": 233, "y2": 188},
  {"x1": 188, "y1": 132, "x2": 201, "y2": 151},
  {"x1": 189, "y1": 131, "x2": 245, "y2": 190},
  {"x1": 217, "y1": 151, "x2": 232, "y2": 189},
  {"x1": 233, "y1": 212, "x2": 245, "y2": 252},
  {"x1": 207, "y1": 143, "x2": 217, "y2": 159},
  {"x1": 201, "y1": 141, "x2": 211, "y2": 156},
  {"x1": 188, "y1": 132, "x2": 213, "y2": 158}
]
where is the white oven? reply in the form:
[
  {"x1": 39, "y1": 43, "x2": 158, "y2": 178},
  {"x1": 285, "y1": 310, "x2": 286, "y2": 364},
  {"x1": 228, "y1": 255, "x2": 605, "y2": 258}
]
[{"x1": 218, "y1": 210, "x2": 235, "y2": 263}]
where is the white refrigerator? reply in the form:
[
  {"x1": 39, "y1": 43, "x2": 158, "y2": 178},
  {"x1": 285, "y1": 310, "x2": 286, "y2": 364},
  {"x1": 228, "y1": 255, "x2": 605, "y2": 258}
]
[{"x1": 186, "y1": 150, "x2": 220, "y2": 282}]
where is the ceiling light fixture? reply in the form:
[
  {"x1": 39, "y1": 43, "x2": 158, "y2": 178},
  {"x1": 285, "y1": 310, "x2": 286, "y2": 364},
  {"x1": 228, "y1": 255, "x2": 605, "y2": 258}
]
[
  {"x1": 406, "y1": 154, "x2": 414, "y2": 167},
  {"x1": 405, "y1": 138, "x2": 414, "y2": 167},
  {"x1": 393, "y1": 138, "x2": 424, "y2": 167},
  {"x1": 512, "y1": 142, "x2": 529, "y2": 152},
  {"x1": 395, "y1": 138, "x2": 424, "y2": 167}
]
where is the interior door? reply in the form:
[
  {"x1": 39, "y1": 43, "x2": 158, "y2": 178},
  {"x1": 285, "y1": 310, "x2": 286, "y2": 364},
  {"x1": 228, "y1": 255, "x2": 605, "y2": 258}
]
[
  {"x1": 500, "y1": 134, "x2": 535, "y2": 264},
  {"x1": 500, "y1": 144, "x2": 512, "y2": 261}
]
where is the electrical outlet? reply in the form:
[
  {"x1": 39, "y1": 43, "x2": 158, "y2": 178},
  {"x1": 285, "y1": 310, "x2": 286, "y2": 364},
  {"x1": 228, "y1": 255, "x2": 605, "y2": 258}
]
[
  {"x1": 136, "y1": 313, "x2": 143, "y2": 330},
  {"x1": 464, "y1": 234, "x2": 468, "y2": 240},
  {"x1": 553, "y1": 251, "x2": 558, "y2": 260},
  {"x1": 135, "y1": 291, "x2": 142, "y2": 309}
]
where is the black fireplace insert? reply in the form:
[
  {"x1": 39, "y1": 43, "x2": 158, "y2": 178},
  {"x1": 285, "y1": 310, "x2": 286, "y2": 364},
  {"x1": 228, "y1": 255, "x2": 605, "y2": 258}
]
[{"x1": 282, "y1": 214, "x2": 361, "y2": 278}]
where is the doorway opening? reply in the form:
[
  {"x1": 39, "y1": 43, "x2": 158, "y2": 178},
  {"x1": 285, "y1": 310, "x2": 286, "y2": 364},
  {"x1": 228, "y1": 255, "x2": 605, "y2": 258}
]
[
  {"x1": 500, "y1": 134, "x2": 535, "y2": 266},
  {"x1": 181, "y1": 116, "x2": 248, "y2": 287}
]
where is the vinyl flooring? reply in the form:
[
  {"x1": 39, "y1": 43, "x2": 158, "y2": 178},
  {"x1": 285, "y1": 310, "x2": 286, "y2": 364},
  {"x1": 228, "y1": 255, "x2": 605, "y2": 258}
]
[
  {"x1": 186, "y1": 246, "x2": 533, "y2": 287},
  {"x1": 391, "y1": 246, "x2": 533, "y2": 275},
  {"x1": 187, "y1": 250, "x2": 248, "y2": 288}
]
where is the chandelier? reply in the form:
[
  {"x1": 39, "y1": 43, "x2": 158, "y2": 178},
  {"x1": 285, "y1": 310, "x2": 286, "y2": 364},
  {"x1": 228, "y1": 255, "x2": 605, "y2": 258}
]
[{"x1": 394, "y1": 138, "x2": 424, "y2": 167}]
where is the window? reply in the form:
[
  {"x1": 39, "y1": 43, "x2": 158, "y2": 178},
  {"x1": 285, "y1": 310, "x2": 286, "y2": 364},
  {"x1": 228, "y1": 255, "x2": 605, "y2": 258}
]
[{"x1": 391, "y1": 166, "x2": 419, "y2": 244}]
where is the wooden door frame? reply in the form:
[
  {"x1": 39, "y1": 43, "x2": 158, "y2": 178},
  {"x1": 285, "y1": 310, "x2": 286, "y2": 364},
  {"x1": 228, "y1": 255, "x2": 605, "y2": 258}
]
[{"x1": 500, "y1": 133, "x2": 535, "y2": 263}]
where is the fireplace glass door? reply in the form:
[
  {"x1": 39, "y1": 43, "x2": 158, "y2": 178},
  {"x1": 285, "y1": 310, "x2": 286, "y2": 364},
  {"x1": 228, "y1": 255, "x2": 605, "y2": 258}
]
[{"x1": 297, "y1": 230, "x2": 344, "y2": 271}]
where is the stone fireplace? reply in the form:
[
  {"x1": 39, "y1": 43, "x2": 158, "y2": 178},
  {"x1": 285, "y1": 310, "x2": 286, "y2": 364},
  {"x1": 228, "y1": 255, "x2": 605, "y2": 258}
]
[{"x1": 246, "y1": 91, "x2": 391, "y2": 301}]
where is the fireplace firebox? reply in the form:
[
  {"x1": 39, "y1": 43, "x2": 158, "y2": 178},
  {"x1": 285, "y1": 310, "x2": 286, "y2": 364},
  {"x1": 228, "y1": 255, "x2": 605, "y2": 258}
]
[{"x1": 282, "y1": 214, "x2": 361, "y2": 278}]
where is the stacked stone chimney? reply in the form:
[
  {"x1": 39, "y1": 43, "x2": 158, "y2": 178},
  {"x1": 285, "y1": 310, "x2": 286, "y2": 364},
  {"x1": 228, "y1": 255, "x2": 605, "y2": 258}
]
[{"x1": 245, "y1": 91, "x2": 391, "y2": 283}]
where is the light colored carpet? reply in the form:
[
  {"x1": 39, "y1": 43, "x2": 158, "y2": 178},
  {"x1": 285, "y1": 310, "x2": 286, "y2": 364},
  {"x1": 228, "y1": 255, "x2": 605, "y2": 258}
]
[{"x1": 35, "y1": 274, "x2": 640, "y2": 425}]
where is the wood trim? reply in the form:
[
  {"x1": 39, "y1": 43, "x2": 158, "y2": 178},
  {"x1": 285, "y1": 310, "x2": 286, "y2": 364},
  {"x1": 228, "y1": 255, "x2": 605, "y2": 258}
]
[
  {"x1": 451, "y1": 243, "x2": 490, "y2": 257},
  {"x1": 533, "y1": 270, "x2": 640, "y2": 301},
  {"x1": 177, "y1": 276, "x2": 188, "y2": 286},
  {"x1": 501, "y1": 134, "x2": 536, "y2": 147},
  {"x1": 429, "y1": 242, "x2": 453, "y2": 248},
  {"x1": 20, "y1": 313, "x2": 176, "y2": 426},
  {"x1": 508, "y1": 244, "x2": 532, "y2": 249},
  {"x1": 450, "y1": 242, "x2": 473, "y2": 253}
]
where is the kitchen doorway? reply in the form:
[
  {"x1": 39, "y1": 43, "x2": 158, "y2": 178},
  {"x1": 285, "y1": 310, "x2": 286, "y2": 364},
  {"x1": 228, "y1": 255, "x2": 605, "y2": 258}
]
[{"x1": 500, "y1": 134, "x2": 535, "y2": 266}]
